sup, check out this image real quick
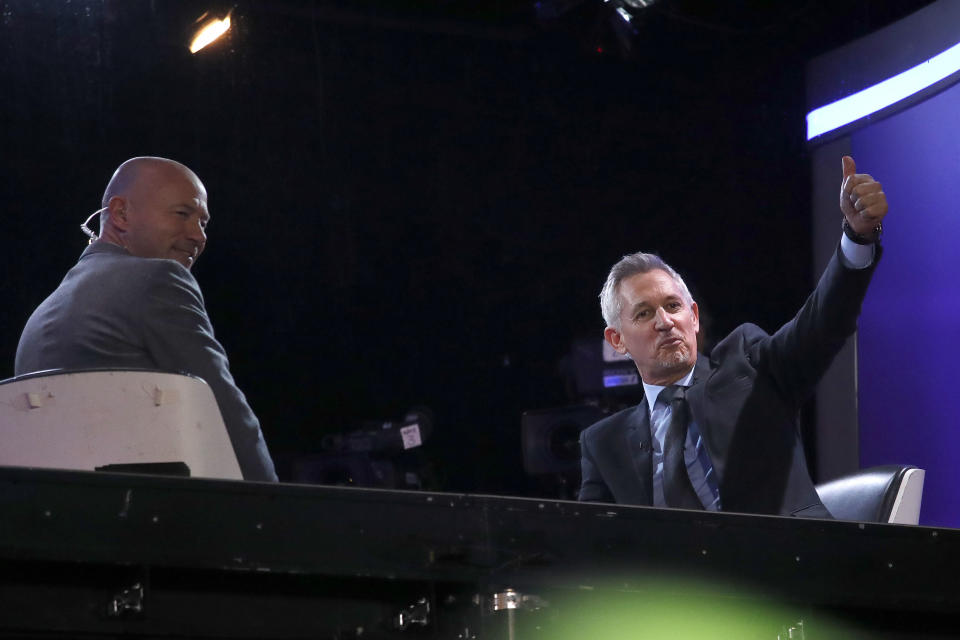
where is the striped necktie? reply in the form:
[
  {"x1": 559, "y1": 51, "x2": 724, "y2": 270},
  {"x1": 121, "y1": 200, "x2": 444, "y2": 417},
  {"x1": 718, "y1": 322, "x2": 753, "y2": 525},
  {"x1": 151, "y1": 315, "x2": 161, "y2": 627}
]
[{"x1": 659, "y1": 385, "x2": 703, "y2": 509}]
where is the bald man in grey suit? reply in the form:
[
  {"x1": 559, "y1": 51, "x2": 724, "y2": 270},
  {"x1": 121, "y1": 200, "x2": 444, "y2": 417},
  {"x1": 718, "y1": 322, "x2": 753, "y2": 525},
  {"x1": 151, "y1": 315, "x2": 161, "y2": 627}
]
[{"x1": 15, "y1": 157, "x2": 277, "y2": 482}]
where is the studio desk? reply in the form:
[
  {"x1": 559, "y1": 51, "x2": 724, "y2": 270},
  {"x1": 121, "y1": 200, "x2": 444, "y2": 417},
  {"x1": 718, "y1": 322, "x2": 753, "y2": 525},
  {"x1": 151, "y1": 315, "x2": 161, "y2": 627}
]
[{"x1": 1, "y1": 466, "x2": 957, "y2": 639}]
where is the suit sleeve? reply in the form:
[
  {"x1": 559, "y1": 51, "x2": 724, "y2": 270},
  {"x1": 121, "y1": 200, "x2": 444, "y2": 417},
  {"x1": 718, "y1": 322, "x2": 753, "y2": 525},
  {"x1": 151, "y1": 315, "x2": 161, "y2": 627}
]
[
  {"x1": 139, "y1": 261, "x2": 278, "y2": 482},
  {"x1": 578, "y1": 431, "x2": 614, "y2": 502},
  {"x1": 757, "y1": 243, "x2": 880, "y2": 408}
]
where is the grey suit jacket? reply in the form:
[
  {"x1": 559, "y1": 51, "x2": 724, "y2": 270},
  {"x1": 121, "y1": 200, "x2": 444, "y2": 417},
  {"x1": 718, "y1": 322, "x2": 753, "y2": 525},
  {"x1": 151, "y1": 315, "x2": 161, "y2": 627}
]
[
  {"x1": 15, "y1": 242, "x2": 277, "y2": 482},
  {"x1": 579, "y1": 245, "x2": 880, "y2": 516}
]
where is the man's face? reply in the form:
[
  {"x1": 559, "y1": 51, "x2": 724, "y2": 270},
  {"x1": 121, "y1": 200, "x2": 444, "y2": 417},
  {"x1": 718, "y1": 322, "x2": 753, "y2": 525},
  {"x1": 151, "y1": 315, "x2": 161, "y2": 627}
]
[
  {"x1": 120, "y1": 165, "x2": 210, "y2": 269},
  {"x1": 604, "y1": 269, "x2": 700, "y2": 386}
]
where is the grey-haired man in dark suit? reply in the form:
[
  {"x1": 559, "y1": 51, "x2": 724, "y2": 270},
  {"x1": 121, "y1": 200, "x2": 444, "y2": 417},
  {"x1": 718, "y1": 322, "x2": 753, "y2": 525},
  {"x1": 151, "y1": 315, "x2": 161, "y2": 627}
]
[
  {"x1": 15, "y1": 157, "x2": 277, "y2": 482},
  {"x1": 579, "y1": 156, "x2": 887, "y2": 516}
]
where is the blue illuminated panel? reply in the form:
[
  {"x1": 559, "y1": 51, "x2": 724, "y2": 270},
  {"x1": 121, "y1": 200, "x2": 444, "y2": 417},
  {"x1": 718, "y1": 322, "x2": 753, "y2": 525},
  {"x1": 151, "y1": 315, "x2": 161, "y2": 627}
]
[
  {"x1": 853, "y1": 80, "x2": 960, "y2": 528},
  {"x1": 602, "y1": 371, "x2": 639, "y2": 388}
]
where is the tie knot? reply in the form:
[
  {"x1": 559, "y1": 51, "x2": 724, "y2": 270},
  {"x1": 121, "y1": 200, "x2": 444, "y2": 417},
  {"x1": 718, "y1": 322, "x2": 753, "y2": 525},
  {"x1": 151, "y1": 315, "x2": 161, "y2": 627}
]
[{"x1": 658, "y1": 384, "x2": 686, "y2": 406}]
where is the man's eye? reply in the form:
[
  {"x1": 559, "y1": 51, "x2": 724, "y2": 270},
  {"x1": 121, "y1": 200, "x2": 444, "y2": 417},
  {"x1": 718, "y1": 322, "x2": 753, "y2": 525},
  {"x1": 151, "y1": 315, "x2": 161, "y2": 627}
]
[{"x1": 668, "y1": 302, "x2": 682, "y2": 311}]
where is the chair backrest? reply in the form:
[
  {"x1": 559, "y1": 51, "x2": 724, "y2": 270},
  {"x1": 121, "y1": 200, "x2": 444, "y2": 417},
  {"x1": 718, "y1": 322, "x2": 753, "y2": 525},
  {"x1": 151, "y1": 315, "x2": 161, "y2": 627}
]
[
  {"x1": 816, "y1": 465, "x2": 925, "y2": 524},
  {"x1": 886, "y1": 467, "x2": 925, "y2": 524},
  {"x1": 0, "y1": 369, "x2": 242, "y2": 480}
]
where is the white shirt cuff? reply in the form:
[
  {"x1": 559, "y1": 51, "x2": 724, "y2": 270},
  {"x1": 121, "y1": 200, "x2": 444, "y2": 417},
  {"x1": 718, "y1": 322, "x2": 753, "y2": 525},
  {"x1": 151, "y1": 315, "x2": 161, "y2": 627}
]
[{"x1": 839, "y1": 233, "x2": 875, "y2": 269}]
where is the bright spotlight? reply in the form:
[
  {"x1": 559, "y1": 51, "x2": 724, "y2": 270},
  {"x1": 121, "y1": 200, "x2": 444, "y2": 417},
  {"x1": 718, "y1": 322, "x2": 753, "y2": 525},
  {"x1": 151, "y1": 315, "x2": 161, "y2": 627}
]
[{"x1": 190, "y1": 10, "x2": 232, "y2": 54}]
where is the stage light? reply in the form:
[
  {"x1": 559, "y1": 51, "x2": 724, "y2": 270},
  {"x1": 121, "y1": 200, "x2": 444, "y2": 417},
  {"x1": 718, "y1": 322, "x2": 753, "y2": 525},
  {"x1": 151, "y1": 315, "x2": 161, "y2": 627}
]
[
  {"x1": 807, "y1": 38, "x2": 960, "y2": 140},
  {"x1": 189, "y1": 10, "x2": 232, "y2": 54},
  {"x1": 604, "y1": 0, "x2": 657, "y2": 11},
  {"x1": 602, "y1": 0, "x2": 657, "y2": 58}
]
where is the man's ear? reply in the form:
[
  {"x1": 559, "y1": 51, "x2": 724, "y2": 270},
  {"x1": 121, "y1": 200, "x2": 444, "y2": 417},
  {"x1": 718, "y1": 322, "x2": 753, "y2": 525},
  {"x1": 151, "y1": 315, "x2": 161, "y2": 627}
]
[
  {"x1": 604, "y1": 326, "x2": 627, "y2": 355},
  {"x1": 691, "y1": 301, "x2": 700, "y2": 335},
  {"x1": 106, "y1": 196, "x2": 129, "y2": 230}
]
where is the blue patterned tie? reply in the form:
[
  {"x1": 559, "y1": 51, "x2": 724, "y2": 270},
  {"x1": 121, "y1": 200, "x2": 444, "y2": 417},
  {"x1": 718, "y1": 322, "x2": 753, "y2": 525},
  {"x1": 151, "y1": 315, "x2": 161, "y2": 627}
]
[{"x1": 660, "y1": 386, "x2": 703, "y2": 509}]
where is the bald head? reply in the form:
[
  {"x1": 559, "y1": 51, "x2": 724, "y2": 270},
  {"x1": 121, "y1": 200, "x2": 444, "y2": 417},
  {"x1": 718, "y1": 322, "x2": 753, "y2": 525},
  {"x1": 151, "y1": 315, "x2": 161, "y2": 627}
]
[
  {"x1": 98, "y1": 156, "x2": 210, "y2": 269},
  {"x1": 102, "y1": 157, "x2": 200, "y2": 207}
]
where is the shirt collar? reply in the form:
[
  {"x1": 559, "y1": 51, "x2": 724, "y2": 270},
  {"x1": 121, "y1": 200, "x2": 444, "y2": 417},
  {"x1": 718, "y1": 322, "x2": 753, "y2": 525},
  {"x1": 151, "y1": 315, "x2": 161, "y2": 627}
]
[{"x1": 642, "y1": 366, "x2": 695, "y2": 415}]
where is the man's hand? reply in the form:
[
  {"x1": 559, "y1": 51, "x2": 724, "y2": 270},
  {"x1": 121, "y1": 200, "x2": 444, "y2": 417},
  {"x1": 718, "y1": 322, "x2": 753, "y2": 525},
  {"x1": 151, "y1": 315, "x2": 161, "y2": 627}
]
[{"x1": 840, "y1": 155, "x2": 888, "y2": 235}]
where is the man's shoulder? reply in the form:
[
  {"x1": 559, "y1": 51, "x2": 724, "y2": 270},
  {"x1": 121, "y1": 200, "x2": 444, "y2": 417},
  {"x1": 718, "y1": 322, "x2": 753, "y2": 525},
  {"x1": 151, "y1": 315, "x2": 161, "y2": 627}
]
[
  {"x1": 141, "y1": 257, "x2": 198, "y2": 287},
  {"x1": 83, "y1": 245, "x2": 200, "y2": 290},
  {"x1": 84, "y1": 243, "x2": 188, "y2": 270},
  {"x1": 708, "y1": 323, "x2": 770, "y2": 358}
]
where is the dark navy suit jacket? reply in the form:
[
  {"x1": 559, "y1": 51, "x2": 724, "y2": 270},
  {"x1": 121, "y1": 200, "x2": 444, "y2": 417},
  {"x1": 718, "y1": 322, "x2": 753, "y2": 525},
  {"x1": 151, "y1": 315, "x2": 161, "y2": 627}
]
[
  {"x1": 15, "y1": 242, "x2": 277, "y2": 482},
  {"x1": 579, "y1": 245, "x2": 879, "y2": 516}
]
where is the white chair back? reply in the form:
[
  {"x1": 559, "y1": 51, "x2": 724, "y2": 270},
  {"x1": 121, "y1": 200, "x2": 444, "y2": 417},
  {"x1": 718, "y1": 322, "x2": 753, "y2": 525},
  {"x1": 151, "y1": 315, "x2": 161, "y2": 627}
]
[
  {"x1": 887, "y1": 467, "x2": 925, "y2": 524},
  {"x1": 0, "y1": 369, "x2": 242, "y2": 480}
]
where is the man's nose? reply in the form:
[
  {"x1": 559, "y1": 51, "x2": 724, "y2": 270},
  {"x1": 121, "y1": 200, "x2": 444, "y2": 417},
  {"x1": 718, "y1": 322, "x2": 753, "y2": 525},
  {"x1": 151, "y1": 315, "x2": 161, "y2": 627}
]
[
  {"x1": 654, "y1": 307, "x2": 674, "y2": 329},
  {"x1": 187, "y1": 220, "x2": 207, "y2": 251}
]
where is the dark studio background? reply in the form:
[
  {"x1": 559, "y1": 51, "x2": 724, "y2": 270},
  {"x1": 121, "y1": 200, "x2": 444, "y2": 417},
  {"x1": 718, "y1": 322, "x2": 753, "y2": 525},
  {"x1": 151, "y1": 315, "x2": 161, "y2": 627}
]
[{"x1": 0, "y1": 0, "x2": 934, "y2": 495}]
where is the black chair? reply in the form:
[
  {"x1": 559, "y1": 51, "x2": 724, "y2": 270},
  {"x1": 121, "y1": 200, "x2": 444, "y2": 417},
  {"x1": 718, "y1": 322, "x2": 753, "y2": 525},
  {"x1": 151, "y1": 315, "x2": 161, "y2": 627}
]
[{"x1": 815, "y1": 465, "x2": 925, "y2": 524}]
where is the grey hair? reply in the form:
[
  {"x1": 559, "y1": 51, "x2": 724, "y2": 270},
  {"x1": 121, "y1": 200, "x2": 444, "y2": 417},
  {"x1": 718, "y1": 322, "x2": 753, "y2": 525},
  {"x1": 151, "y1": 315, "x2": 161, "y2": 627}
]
[{"x1": 599, "y1": 252, "x2": 694, "y2": 329}]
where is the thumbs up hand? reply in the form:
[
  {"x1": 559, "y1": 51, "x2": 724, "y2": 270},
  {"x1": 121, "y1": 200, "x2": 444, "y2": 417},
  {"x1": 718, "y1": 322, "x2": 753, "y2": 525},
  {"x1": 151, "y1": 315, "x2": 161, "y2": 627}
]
[{"x1": 840, "y1": 155, "x2": 888, "y2": 237}]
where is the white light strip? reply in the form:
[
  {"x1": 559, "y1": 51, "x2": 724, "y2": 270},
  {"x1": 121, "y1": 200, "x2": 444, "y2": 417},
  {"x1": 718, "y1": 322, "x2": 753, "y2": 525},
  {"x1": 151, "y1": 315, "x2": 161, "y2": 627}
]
[{"x1": 806, "y1": 39, "x2": 960, "y2": 140}]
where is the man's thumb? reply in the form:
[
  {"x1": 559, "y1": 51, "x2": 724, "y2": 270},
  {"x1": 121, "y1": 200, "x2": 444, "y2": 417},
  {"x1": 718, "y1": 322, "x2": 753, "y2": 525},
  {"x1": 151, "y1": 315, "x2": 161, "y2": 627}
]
[{"x1": 842, "y1": 155, "x2": 856, "y2": 179}]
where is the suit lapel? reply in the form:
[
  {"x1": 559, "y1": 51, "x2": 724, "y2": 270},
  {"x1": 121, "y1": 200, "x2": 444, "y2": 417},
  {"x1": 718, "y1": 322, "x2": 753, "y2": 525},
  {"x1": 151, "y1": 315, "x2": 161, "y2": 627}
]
[
  {"x1": 624, "y1": 401, "x2": 654, "y2": 505},
  {"x1": 691, "y1": 353, "x2": 712, "y2": 386},
  {"x1": 686, "y1": 355, "x2": 711, "y2": 421}
]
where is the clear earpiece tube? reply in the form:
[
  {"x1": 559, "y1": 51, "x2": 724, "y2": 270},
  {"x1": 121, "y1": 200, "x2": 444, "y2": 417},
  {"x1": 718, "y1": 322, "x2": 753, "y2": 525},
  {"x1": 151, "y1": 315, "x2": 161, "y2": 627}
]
[{"x1": 81, "y1": 207, "x2": 106, "y2": 244}]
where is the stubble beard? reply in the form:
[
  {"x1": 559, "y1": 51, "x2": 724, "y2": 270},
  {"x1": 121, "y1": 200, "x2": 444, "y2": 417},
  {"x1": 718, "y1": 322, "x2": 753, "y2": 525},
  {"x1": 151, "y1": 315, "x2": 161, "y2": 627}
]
[{"x1": 652, "y1": 341, "x2": 694, "y2": 377}]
